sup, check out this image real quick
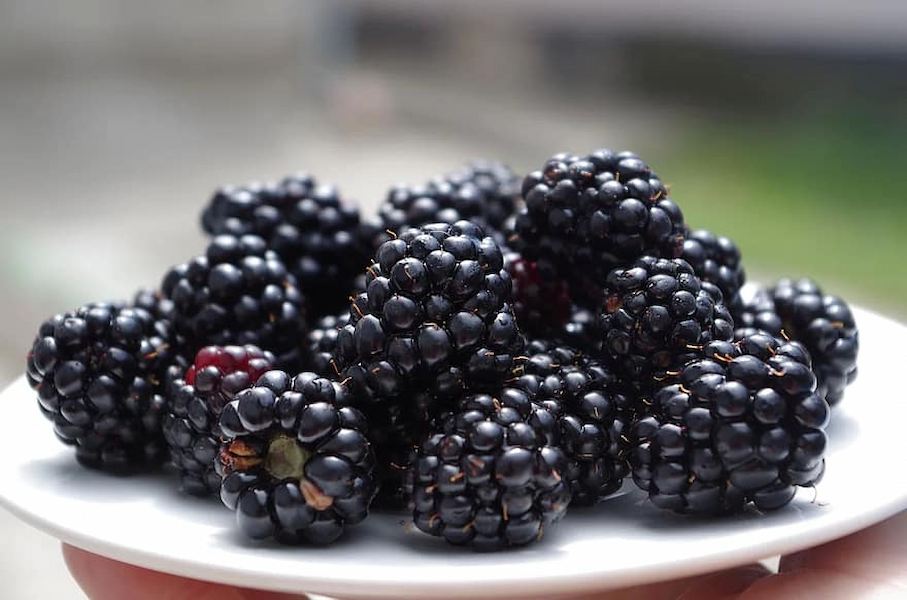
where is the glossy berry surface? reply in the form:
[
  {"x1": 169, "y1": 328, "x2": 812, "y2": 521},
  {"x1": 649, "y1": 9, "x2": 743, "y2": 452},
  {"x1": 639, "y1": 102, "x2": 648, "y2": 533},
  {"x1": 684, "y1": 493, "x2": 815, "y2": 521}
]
[
  {"x1": 305, "y1": 313, "x2": 353, "y2": 378},
  {"x1": 598, "y1": 256, "x2": 734, "y2": 390},
  {"x1": 339, "y1": 221, "x2": 524, "y2": 503},
  {"x1": 514, "y1": 149, "x2": 685, "y2": 306},
  {"x1": 733, "y1": 280, "x2": 859, "y2": 407},
  {"x1": 682, "y1": 228, "x2": 745, "y2": 306},
  {"x1": 516, "y1": 341, "x2": 636, "y2": 504},
  {"x1": 161, "y1": 234, "x2": 307, "y2": 369},
  {"x1": 217, "y1": 371, "x2": 376, "y2": 545},
  {"x1": 25, "y1": 299, "x2": 181, "y2": 471},
  {"x1": 411, "y1": 388, "x2": 571, "y2": 550},
  {"x1": 630, "y1": 332, "x2": 829, "y2": 514},
  {"x1": 378, "y1": 161, "x2": 520, "y2": 247},
  {"x1": 201, "y1": 174, "x2": 374, "y2": 318},
  {"x1": 163, "y1": 345, "x2": 275, "y2": 495}
]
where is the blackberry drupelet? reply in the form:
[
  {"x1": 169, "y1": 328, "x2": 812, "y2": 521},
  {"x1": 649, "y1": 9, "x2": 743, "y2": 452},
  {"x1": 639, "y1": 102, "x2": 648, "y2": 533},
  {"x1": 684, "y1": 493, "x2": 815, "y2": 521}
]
[
  {"x1": 25, "y1": 301, "x2": 180, "y2": 471},
  {"x1": 411, "y1": 389, "x2": 571, "y2": 550},
  {"x1": 732, "y1": 286, "x2": 783, "y2": 338},
  {"x1": 560, "y1": 307, "x2": 603, "y2": 355},
  {"x1": 507, "y1": 256, "x2": 572, "y2": 337},
  {"x1": 339, "y1": 221, "x2": 523, "y2": 502},
  {"x1": 598, "y1": 257, "x2": 734, "y2": 390},
  {"x1": 378, "y1": 161, "x2": 520, "y2": 245},
  {"x1": 772, "y1": 279, "x2": 859, "y2": 406},
  {"x1": 514, "y1": 149, "x2": 685, "y2": 306},
  {"x1": 516, "y1": 342, "x2": 635, "y2": 504},
  {"x1": 681, "y1": 228, "x2": 745, "y2": 306},
  {"x1": 218, "y1": 371, "x2": 376, "y2": 545},
  {"x1": 161, "y1": 234, "x2": 306, "y2": 369},
  {"x1": 630, "y1": 332, "x2": 829, "y2": 514},
  {"x1": 163, "y1": 345, "x2": 275, "y2": 496},
  {"x1": 201, "y1": 174, "x2": 373, "y2": 317},
  {"x1": 305, "y1": 313, "x2": 352, "y2": 377}
]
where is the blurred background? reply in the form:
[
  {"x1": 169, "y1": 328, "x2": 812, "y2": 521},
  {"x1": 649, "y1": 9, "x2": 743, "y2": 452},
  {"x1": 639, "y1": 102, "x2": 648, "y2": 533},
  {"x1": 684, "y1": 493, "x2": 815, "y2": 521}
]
[{"x1": 1, "y1": 1, "x2": 905, "y2": 597}]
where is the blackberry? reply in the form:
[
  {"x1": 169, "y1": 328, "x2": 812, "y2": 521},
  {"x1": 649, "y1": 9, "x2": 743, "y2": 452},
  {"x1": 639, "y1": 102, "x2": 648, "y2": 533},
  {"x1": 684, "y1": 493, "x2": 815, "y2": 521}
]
[
  {"x1": 162, "y1": 345, "x2": 275, "y2": 496},
  {"x1": 339, "y1": 221, "x2": 523, "y2": 502},
  {"x1": 411, "y1": 390, "x2": 571, "y2": 550},
  {"x1": 681, "y1": 228, "x2": 745, "y2": 306},
  {"x1": 630, "y1": 332, "x2": 829, "y2": 514},
  {"x1": 218, "y1": 371, "x2": 376, "y2": 545},
  {"x1": 598, "y1": 257, "x2": 734, "y2": 390},
  {"x1": 305, "y1": 313, "x2": 352, "y2": 377},
  {"x1": 507, "y1": 256, "x2": 572, "y2": 337},
  {"x1": 378, "y1": 161, "x2": 520, "y2": 245},
  {"x1": 742, "y1": 278, "x2": 860, "y2": 406},
  {"x1": 25, "y1": 300, "x2": 180, "y2": 471},
  {"x1": 514, "y1": 149, "x2": 685, "y2": 306},
  {"x1": 516, "y1": 342, "x2": 635, "y2": 504},
  {"x1": 161, "y1": 234, "x2": 307, "y2": 369},
  {"x1": 201, "y1": 174, "x2": 373, "y2": 317}
]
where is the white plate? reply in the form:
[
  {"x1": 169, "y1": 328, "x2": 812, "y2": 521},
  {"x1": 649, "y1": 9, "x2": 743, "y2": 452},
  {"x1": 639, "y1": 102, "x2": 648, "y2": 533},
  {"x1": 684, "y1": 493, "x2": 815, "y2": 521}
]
[{"x1": 1, "y1": 306, "x2": 906, "y2": 599}]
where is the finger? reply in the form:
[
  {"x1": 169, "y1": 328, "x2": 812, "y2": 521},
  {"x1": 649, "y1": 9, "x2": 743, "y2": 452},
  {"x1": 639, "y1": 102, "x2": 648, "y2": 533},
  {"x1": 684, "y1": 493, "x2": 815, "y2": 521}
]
[
  {"x1": 779, "y1": 511, "x2": 907, "y2": 588},
  {"x1": 555, "y1": 564, "x2": 770, "y2": 600},
  {"x1": 62, "y1": 544, "x2": 306, "y2": 600},
  {"x1": 737, "y1": 568, "x2": 902, "y2": 600}
]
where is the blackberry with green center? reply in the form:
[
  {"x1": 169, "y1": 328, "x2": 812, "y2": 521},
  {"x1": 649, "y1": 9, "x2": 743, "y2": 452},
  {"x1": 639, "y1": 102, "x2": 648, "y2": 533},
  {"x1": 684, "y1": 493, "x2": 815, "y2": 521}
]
[
  {"x1": 681, "y1": 228, "x2": 745, "y2": 307},
  {"x1": 411, "y1": 389, "x2": 571, "y2": 550},
  {"x1": 598, "y1": 256, "x2": 734, "y2": 390},
  {"x1": 772, "y1": 279, "x2": 859, "y2": 406},
  {"x1": 507, "y1": 256, "x2": 572, "y2": 337},
  {"x1": 163, "y1": 345, "x2": 275, "y2": 496},
  {"x1": 339, "y1": 221, "x2": 523, "y2": 503},
  {"x1": 630, "y1": 332, "x2": 829, "y2": 514},
  {"x1": 217, "y1": 371, "x2": 376, "y2": 545},
  {"x1": 514, "y1": 149, "x2": 685, "y2": 306},
  {"x1": 201, "y1": 175, "x2": 373, "y2": 317},
  {"x1": 378, "y1": 161, "x2": 520, "y2": 245},
  {"x1": 516, "y1": 341, "x2": 635, "y2": 504},
  {"x1": 161, "y1": 234, "x2": 306, "y2": 369},
  {"x1": 25, "y1": 300, "x2": 181, "y2": 471}
]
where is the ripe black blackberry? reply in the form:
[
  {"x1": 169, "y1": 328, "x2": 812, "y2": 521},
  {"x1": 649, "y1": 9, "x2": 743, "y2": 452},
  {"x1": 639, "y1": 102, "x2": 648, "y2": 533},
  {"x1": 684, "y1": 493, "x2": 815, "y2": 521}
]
[
  {"x1": 25, "y1": 300, "x2": 181, "y2": 471},
  {"x1": 681, "y1": 228, "x2": 745, "y2": 307},
  {"x1": 630, "y1": 332, "x2": 829, "y2": 514},
  {"x1": 201, "y1": 174, "x2": 374, "y2": 317},
  {"x1": 598, "y1": 257, "x2": 734, "y2": 390},
  {"x1": 305, "y1": 313, "x2": 353, "y2": 377},
  {"x1": 339, "y1": 221, "x2": 523, "y2": 503},
  {"x1": 217, "y1": 371, "x2": 376, "y2": 545},
  {"x1": 411, "y1": 389, "x2": 571, "y2": 550},
  {"x1": 516, "y1": 342, "x2": 635, "y2": 504},
  {"x1": 378, "y1": 161, "x2": 520, "y2": 245},
  {"x1": 772, "y1": 279, "x2": 859, "y2": 406},
  {"x1": 161, "y1": 234, "x2": 306, "y2": 369},
  {"x1": 514, "y1": 149, "x2": 685, "y2": 306},
  {"x1": 163, "y1": 345, "x2": 275, "y2": 496}
]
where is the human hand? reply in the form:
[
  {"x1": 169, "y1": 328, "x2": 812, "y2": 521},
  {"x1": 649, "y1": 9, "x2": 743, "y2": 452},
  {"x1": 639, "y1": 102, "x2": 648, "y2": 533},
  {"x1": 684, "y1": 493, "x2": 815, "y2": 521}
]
[{"x1": 63, "y1": 511, "x2": 907, "y2": 600}]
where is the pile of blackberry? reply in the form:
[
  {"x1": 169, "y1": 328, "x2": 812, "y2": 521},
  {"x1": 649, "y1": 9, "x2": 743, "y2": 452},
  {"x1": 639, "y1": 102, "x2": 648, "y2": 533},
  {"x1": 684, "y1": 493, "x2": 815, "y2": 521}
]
[{"x1": 24, "y1": 147, "x2": 860, "y2": 551}]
